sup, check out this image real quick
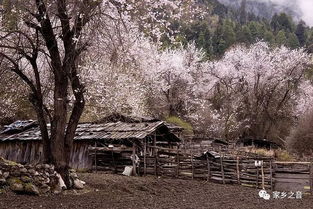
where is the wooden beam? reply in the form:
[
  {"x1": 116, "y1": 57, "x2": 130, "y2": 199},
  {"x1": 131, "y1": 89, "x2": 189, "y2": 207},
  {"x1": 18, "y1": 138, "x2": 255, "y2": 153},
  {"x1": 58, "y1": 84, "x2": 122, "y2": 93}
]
[
  {"x1": 146, "y1": 145, "x2": 178, "y2": 152},
  {"x1": 132, "y1": 143, "x2": 137, "y2": 176},
  {"x1": 176, "y1": 150, "x2": 180, "y2": 177},
  {"x1": 154, "y1": 150, "x2": 158, "y2": 176},
  {"x1": 236, "y1": 156, "x2": 240, "y2": 184},
  {"x1": 111, "y1": 150, "x2": 116, "y2": 173},
  {"x1": 94, "y1": 141, "x2": 97, "y2": 173},
  {"x1": 275, "y1": 161, "x2": 311, "y2": 164},
  {"x1": 310, "y1": 161, "x2": 313, "y2": 195},
  {"x1": 206, "y1": 154, "x2": 211, "y2": 181},
  {"x1": 270, "y1": 160, "x2": 273, "y2": 191},
  {"x1": 144, "y1": 138, "x2": 147, "y2": 176},
  {"x1": 219, "y1": 148, "x2": 225, "y2": 184},
  {"x1": 191, "y1": 152, "x2": 194, "y2": 180},
  {"x1": 261, "y1": 161, "x2": 265, "y2": 189},
  {"x1": 153, "y1": 132, "x2": 156, "y2": 156},
  {"x1": 256, "y1": 167, "x2": 259, "y2": 188}
]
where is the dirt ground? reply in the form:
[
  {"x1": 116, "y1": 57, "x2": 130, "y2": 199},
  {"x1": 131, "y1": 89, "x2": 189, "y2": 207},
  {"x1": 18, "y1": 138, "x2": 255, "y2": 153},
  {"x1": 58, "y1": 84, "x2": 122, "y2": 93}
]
[{"x1": 0, "y1": 173, "x2": 312, "y2": 209}]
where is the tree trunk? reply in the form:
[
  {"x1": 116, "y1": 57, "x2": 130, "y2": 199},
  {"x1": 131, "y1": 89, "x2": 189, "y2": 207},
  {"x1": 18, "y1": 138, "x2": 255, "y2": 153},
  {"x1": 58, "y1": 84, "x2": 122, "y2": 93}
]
[{"x1": 50, "y1": 71, "x2": 70, "y2": 186}]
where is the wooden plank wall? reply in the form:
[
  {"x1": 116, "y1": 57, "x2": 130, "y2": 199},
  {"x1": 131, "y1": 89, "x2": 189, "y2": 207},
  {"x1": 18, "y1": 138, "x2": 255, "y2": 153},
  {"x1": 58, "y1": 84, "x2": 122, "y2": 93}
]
[
  {"x1": 0, "y1": 141, "x2": 92, "y2": 170},
  {"x1": 0, "y1": 141, "x2": 42, "y2": 164},
  {"x1": 70, "y1": 142, "x2": 92, "y2": 170}
]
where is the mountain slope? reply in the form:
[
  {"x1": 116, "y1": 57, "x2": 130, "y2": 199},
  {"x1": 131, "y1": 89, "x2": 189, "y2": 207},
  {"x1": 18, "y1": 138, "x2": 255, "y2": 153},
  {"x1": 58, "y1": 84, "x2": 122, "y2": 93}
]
[{"x1": 217, "y1": 0, "x2": 302, "y2": 21}]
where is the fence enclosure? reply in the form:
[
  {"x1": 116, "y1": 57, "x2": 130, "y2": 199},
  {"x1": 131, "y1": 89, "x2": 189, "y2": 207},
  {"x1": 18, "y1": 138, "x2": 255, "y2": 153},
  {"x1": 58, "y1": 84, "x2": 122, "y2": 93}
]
[
  {"x1": 90, "y1": 144, "x2": 313, "y2": 194},
  {"x1": 138, "y1": 146, "x2": 274, "y2": 189}
]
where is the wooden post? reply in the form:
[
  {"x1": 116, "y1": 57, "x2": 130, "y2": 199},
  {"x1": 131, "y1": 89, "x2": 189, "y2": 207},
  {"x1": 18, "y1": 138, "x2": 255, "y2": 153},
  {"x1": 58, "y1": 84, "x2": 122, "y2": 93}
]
[
  {"x1": 111, "y1": 150, "x2": 116, "y2": 173},
  {"x1": 256, "y1": 167, "x2": 259, "y2": 188},
  {"x1": 261, "y1": 161, "x2": 265, "y2": 189},
  {"x1": 154, "y1": 150, "x2": 158, "y2": 176},
  {"x1": 219, "y1": 149, "x2": 225, "y2": 184},
  {"x1": 236, "y1": 156, "x2": 240, "y2": 184},
  {"x1": 153, "y1": 132, "x2": 156, "y2": 156},
  {"x1": 206, "y1": 153, "x2": 211, "y2": 181},
  {"x1": 132, "y1": 144, "x2": 137, "y2": 176},
  {"x1": 176, "y1": 150, "x2": 180, "y2": 177},
  {"x1": 270, "y1": 160, "x2": 273, "y2": 191},
  {"x1": 94, "y1": 141, "x2": 97, "y2": 173},
  {"x1": 191, "y1": 153, "x2": 194, "y2": 180},
  {"x1": 144, "y1": 138, "x2": 147, "y2": 176},
  {"x1": 310, "y1": 160, "x2": 313, "y2": 195}
]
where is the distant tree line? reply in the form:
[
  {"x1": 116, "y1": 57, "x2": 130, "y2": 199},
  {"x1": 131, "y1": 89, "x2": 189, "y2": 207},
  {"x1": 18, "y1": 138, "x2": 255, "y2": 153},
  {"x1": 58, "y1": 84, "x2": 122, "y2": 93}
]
[{"x1": 170, "y1": 0, "x2": 313, "y2": 58}]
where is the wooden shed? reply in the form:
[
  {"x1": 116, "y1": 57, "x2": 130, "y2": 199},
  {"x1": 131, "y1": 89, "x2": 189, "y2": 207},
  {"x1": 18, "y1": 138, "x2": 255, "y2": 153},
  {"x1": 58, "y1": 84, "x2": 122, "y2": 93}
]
[
  {"x1": 0, "y1": 117, "x2": 181, "y2": 172},
  {"x1": 236, "y1": 138, "x2": 282, "y2": 150}
]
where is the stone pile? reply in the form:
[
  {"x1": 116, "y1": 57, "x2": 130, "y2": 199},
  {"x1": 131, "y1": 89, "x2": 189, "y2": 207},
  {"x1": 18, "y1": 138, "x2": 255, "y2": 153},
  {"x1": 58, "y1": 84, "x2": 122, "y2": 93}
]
[{"x1": 0, "y1": 157, "x2": 84, "y2": 195}]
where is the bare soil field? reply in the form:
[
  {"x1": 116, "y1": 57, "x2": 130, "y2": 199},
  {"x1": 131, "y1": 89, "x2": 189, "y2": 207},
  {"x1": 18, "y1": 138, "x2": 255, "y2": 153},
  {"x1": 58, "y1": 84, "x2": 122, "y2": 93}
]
[{"x1": 0, "y1": 173, "x2": 312, "y2": 209}]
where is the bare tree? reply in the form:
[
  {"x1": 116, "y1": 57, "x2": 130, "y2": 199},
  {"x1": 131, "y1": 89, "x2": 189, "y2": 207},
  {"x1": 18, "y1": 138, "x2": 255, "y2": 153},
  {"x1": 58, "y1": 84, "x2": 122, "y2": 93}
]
[{"x1": 0, "y1": 0, "x2": 100, "y2": 186}]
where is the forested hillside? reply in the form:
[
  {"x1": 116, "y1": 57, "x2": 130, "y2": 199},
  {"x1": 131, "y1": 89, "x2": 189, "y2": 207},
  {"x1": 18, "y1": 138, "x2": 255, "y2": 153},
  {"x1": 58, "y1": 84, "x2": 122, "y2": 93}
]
[
  {"x1": 172, "y1": 0, "x2": 313, "y2": 57},
  {"x1": 217, "y1": 0, "x2": 302, "y2": 21}
]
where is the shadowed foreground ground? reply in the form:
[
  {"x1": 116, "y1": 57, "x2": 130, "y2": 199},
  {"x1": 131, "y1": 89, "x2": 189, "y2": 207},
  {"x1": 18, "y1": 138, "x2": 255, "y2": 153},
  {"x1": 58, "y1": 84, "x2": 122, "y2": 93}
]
[{"x1": 0, "y1": 173, "x2": 312, "y2": 209}]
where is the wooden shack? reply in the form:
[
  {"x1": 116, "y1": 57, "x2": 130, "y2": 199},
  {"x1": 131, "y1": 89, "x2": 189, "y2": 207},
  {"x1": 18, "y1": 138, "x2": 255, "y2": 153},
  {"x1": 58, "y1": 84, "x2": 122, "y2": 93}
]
[
  {"x1": 0, "y1": 116, "x2": 181, "y2": 172},
  {"x1": 236, "y1": 138, "x2": 281, "y2": 150}
]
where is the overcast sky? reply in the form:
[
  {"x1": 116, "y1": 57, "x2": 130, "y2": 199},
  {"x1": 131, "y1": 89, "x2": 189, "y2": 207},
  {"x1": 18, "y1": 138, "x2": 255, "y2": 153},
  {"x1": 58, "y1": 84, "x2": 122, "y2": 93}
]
[
  {"x1": 254, "y1": 0, "x2": 313, "y2": 26},
  {"x1": 297, "y1": 0, "x2": 313, "y2": 26}
]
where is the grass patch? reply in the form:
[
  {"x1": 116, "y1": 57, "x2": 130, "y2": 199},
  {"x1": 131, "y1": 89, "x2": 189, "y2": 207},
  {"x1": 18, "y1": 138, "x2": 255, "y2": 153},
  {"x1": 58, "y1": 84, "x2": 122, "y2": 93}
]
[
  {"x1": 165, "y1": 116, "x2": 193, "y2": 135},
  {"x1": 275, "y1": 150, "x2": 295, "y2": 161}
]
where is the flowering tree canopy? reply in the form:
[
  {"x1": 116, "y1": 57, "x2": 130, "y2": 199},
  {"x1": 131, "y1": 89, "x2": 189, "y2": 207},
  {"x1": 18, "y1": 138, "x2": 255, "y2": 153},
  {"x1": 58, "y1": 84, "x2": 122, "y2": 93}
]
[{"x1": 193, "y1": 42, "x2": 312, "y2": 141}]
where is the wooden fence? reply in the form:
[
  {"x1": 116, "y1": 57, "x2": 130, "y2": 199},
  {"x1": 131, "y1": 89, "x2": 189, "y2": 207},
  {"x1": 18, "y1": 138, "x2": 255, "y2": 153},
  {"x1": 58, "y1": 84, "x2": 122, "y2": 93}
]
[
  {"x1": 274, "y1": 162, "x2": 313, "y2": 194},
  {"x1": 90, "y1": 145, "x2": 313, "y2": 194},
  {"x1": 138, "y1": 146, "x2": 274, "y2": 190}
]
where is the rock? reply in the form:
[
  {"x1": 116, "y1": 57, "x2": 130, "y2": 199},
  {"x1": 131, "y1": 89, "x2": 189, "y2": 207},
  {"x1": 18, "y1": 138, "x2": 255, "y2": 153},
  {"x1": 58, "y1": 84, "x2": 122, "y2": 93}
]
[
  {"x1": 43, "y1": 177, "x2": 50, "y2": 184},
  {"x1": 24, "y1": 183, "x2": 40, "y2": 195},
  {"x1": 0, "y1": 178, "x2": 6, "y2": 185},
  {"x1": 16, "y1": 164, "x2": 23, "y2": 168},
  {"x1": 3, "y1": 172, "x2": 9, "y2": 179},
  {"x1": 40, "y1": 184, "x2": 51, "y2": 194},
  {"x1": 56, "y1": 173, "x2": 67, "y2": 190},
  {"x1": 33, "y1": 176, "x2": 45, "y2": 187},
  {"x1": 48, "y1": 165, "x2": 55, "y2": 174},
  {"x1": 43, "y1": 164, "x2": 50, "y2": 169},
  {"x1": 21, "y1": 175, "x2": 32, "y2": 183},
  {"x1": 20, "y1": 168, "x2": 28, "y2": 173},
  {"x1": 7, "y1": 177, "x2": 22, "y2": 186},
  {"x1": 70, "y1": 172, "x2": 78, "y2": 179},
  {"x1": 28, "y1": 169, "x2": 36, "y2": 175},
  {"x1": 69, "y1": 169, "x2": 76, "y2": 173},
  {"x1": 10, "y1": 183, "x2": 24, "y2": 192},
  {"x1": 73, "y1": 179, "x2": 84, "y2": 190},
  {"x1": 53, "y1": 188, "x2": 62, "y2": 194},
  {"x1": 69, "y1": 178, "x2": 73, "y2": 189},
  {"x1": 7, "y1": 178, "x2": 24, "y2": 193},
  {"x1": 35, "y1": 164, "x2": 42, "y2": 170},
  {"x1": 10, "y1": 170, "x2": 21, "y2": 177},
  {"x1": 0, "y1": 170, "x2": 2, "y2": 175}
]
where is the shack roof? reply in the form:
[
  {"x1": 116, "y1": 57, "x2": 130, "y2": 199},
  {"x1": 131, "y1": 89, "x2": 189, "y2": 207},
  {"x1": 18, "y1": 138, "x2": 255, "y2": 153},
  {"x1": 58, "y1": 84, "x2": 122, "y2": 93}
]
[
  {"x1": 94, "y1": 113, "x2": 158, "y2": 123},
  {"x1": 0, "y1": 121, "x2": 181, "y2": 143}
]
